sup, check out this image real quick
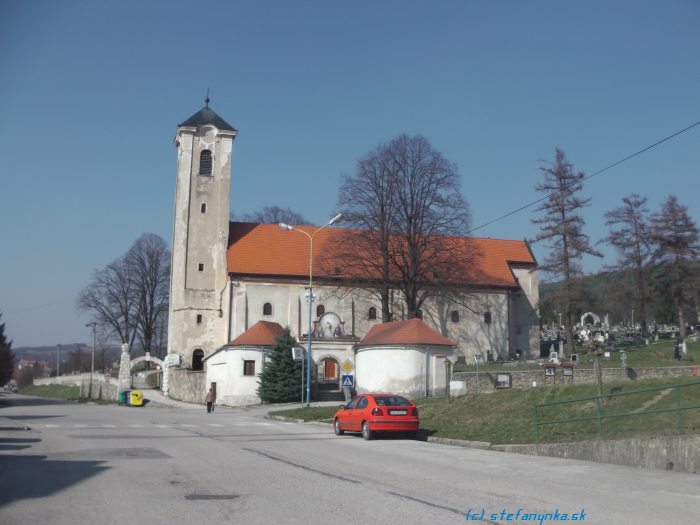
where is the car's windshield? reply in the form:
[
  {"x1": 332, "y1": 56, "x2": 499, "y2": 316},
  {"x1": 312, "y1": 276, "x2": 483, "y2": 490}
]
[{"x1": 373, "y1": 396, "x2": 411, "y2": 407}]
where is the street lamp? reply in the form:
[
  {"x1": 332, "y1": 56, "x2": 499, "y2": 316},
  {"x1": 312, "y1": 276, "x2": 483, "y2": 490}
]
[
  {"x1": 279, "y1": 213, "x2": 342, "y2": 406},
  {"x1": 86, "y1": 322, "x2": 97, "y2": 398}
]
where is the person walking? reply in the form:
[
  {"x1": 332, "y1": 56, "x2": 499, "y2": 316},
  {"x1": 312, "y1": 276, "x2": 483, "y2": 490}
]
[{"x1": 206, "y1": 388, "x2": 215, "y2": 413}]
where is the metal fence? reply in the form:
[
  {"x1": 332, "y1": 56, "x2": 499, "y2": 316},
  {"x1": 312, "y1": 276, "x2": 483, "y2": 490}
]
[{"x1": 533, "y1": 381, "x2": 700, "y2": 441}]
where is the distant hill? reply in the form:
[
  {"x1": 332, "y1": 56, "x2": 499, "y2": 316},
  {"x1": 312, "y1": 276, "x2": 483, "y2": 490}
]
[
  {"x1": 13, "y1": 343, "x2": 124, "y2": 369},
  {"x1": 14, "y1": 343, "x2": 85, "y2": 361}
]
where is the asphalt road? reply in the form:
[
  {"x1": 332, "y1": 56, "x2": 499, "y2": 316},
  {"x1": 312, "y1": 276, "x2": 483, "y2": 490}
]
[{"x1": 1, "y1": 391, "x2": 698, "y2": 525}]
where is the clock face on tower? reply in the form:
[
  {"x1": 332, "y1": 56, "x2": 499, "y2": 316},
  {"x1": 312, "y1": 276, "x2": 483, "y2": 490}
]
[{"x1": 198, "y1": 125, "x2": 218, "y2": 144}]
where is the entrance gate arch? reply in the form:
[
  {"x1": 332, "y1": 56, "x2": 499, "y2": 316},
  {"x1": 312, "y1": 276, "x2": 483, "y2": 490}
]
[
  {"x1": 118, "y1": 344, "x2": 181, "y2": 396},
  {"x1": 125, "y1": 352, "x2": 166, "y2": 392},
  {"x1": 130, "y1": 353, "x2": 165, "y2": 370}
]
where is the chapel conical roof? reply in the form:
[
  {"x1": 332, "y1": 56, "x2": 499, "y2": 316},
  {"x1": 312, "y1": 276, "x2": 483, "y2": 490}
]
[{"x1": 358, "y1": 318, "x2": 457, "y2": 347}]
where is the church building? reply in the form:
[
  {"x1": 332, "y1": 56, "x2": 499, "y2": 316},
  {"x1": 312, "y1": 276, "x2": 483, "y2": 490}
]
[{"x1": 165, "y1": 103, "x2": 539, "y2": 405}]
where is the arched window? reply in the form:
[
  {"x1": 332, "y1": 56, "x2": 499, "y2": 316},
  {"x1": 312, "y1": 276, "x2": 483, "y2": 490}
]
[
  {"x1": 415, "y1": 308, "x2": 424, "y2": 320},
  {"x1": 199, "y1": 150, "x2": 212, "y2": 176},
  {"x1": 263, "y1": 302, "x2": 272, "y2": 316},
  {"x1": 451, "y1": 310, "x2": 460, "y2": 323},
  {"x1": 316, "y1": 304, "x2": 325, "y2": 317},
  {"x1": 484, "y1": 312, "x2": 492, "y2": 325},
  {"x1": 192, "y1": 349, "x2": 204, "y2": 371},
  {"x1": 368, "y1": 307, "x2": 377, "y2": 320}
]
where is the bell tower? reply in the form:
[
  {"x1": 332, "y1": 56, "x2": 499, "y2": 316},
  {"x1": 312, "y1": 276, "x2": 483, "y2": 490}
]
[{"x1": 167, "y1": 100, "x2": 237, "y2": 367}]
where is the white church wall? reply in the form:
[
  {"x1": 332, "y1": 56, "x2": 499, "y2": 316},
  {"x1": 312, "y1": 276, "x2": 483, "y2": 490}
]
[
  {"x1": 226, "y1": 280, "x2": 523, "y2": 363},
  {"x1": 512, "y1": 267, "x2": 540, "y2": 359}
]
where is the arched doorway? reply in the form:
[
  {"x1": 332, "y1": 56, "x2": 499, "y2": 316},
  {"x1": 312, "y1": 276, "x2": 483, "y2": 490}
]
[{"x1": 317, "y1": 356, "x2": 340, "y2": 391}]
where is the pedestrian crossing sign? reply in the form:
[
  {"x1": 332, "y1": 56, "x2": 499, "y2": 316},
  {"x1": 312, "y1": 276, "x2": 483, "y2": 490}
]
[{"x1": 341, "y1": 374, "x2": 354, "y2": 387}]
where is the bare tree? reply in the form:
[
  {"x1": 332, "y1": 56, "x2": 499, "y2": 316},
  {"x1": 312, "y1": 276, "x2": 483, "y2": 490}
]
[
  {"x1": 531, "y1": 148, "x2": 601, "y2": 355},
  {"x1": 77, "y1": 256, "x2": 140, "y2": 347},
  {"x1": 77, "y1": 233, "x2": 170, "y2": 352},
  {"x1": 233, "y1": 206, "x2": 309, "y2": 225},
  {"x1": 602, "y1": 194, "x2": 651, "y2": 334},
  {"x1": 125, "y1": 233, "x2": 170, "y2": 355},
  {"x1": 649, "y1": 195, "x2": 699, "y2": 338},
  {"x1": 329, "y1": 134, "x2": 473, "y2": 320}
]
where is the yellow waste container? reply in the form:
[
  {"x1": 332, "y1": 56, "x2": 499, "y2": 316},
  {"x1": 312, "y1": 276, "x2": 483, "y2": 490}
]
[{"x1": 129, "y1": 390, "x2": 143, "y2": 407}]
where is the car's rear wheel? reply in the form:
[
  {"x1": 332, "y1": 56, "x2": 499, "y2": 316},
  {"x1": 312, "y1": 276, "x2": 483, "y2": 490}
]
[
  {"x1": 334, "y1": 419, "x2": 344, "y2": 436},
  {"x1": 362, "y1": 421, "x2": 373, "y2": 440}
]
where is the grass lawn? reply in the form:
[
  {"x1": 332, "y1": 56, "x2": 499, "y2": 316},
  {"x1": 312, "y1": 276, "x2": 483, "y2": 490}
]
[
  {"x1": 269, "y1": 377, "x2": 700, "y2": 445},
  {"x1": 17, "y1": 384, "x2": 118, "y2": 404},
  {"x1": 18, "y1": 384, "x2": 80, "y2": 400}
]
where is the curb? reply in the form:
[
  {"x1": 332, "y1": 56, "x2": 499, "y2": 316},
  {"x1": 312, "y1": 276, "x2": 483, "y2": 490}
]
[
  {"x1": 266, "y1": 415, "x2": 494, "y2": 449},
  {"x1": 427, "y1": 436, "x2": 491, "y2": 449},
  {"x1": 266, "y1": 415, "x2": 333, "y2": 426}
]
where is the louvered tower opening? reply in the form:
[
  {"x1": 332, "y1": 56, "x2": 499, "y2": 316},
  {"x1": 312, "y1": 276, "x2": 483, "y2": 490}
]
[{"x1": 199, "y1": 150, "x2": 212, "y2": 176}]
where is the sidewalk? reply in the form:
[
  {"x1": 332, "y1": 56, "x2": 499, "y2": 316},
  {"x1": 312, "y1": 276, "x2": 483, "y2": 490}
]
[
  {"x1": 139, "y1": 387, "x2": 342, "y2": 412},
  {"x1": 140, "y1": 388, "x2": 203, "y2": 410}
]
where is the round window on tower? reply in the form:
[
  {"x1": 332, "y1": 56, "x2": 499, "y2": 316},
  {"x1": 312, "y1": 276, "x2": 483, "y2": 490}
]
[{"x1": 198, "y1": 125, "x2": 218, "y2": 144}]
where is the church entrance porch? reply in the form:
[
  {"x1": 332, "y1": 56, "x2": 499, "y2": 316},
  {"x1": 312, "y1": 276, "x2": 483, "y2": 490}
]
[{"x1": 317, "y1": 357, "x2": 342, "y2": 401}]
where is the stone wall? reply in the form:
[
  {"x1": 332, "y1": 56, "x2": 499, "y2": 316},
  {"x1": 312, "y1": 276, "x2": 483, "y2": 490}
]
[
  {"x1": 168, "y1": 368, "x2": 206, "y2": 404},
  {"x1": 491, "y1": 434, "x2": 700, "y2": 474},
  {"x1": 80, "y1": 379, "x2": 119, "y2": 401},
  {"x1": 453, "y1": 365, "x2": 699, "y2": 394},
  {"x1": 35, "y1": 374, "x2": 88, "y2": 387}
]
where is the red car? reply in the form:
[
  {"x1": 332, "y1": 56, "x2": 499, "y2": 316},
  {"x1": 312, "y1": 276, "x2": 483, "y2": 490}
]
[{"x1": 333, "y1": 393, "x2": 419, "y2": 440}]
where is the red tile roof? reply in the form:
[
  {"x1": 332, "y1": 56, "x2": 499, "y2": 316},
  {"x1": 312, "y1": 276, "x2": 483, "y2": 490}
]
[
  {"x1": 225, "y1": 321, "x2": 285, "y2": 347},
  {"x1": 359, "y1": 318, "x2": 457, "y2": 347},
  {"x1": 227, "y1": 222, "x2": 535, "y2": 288}
]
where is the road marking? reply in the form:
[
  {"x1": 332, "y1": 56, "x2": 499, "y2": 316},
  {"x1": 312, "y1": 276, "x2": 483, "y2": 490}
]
[
  {"x1": 256, "y1": 422, "x2": 273, "y2": 426},
  {"x1": 155, "y1": 424, "x2": 169, "y2": 428},
  {"x1": 45, "y1": 424, "x2": 60, "y2": 428},
  {"x1": 180, "y1": 424, "x2": 197, "y2": 428},
  {"x1": 129, "y1": 424, "x2": 144, "y2": 428},
  {"x1": 208, "y1": 423, "x2": 224, "y2": 427},
  {"x1": 101, "y1": 424, "x2": 116, "y2": 428}
]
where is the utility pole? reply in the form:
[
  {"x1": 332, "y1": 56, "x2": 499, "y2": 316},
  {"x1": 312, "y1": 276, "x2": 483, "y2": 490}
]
[
  {"x1": 57, "y1": 344, "x2": 61, "y2": 377},
  {"x1": 85, "y1": 323, "x2": 97, "y2": 398}
]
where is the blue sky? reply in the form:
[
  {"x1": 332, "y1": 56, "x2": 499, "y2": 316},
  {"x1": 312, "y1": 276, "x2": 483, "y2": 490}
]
[{"x1": 1, "y1": 1, "x2": 698, "y2": 347}]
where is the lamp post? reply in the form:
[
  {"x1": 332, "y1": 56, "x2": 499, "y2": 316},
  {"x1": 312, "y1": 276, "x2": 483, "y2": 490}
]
[
  {"x1": 280, "y1": 213, "x2": 342, "y2": 406},
  {"x1": 86, "y1": 322, "x2": 97, "y2": 398}
]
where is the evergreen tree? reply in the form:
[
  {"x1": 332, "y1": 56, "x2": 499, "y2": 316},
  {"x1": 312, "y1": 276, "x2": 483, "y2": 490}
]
[
  {"x1": 531, "y1": 149, "x2": 601, "y2": 355},
  {"x1": 257, "y1": 328, "x2": 303, "y2": 403},
  {"x1": 602, "y1": 194, "x2": 652, "y2": 335},
  {"x1": 649, "y1": 195, "x2": 699, "y2": 338},
  {"x1": 0, "y1": 312, "x2": 15, "y2": 386}
]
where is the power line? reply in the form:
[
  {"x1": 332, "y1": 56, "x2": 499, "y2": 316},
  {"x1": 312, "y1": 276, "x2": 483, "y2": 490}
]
[{"x1": 468, "y1": 119, "x2": 700, "y2": 235}]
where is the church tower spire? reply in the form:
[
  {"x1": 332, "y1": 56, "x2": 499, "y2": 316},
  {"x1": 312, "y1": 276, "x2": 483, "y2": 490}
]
[{"x1": 167, "y1": 103, "x2": 237, "y2": 368}]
